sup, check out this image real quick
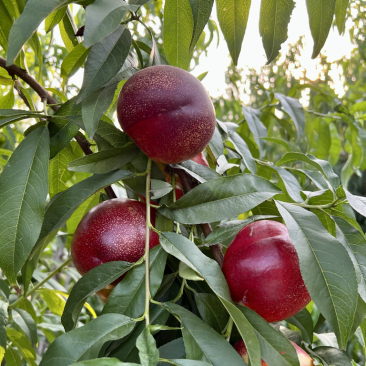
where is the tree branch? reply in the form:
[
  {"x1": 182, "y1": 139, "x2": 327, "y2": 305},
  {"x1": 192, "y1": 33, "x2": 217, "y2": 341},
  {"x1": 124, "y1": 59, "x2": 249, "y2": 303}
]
[
  {"x1": 0, "y1": 56, "x2": 117, "y2": 199},
  {"x1": 176, "y1": 169, "x2": 224, "y2": 267}
]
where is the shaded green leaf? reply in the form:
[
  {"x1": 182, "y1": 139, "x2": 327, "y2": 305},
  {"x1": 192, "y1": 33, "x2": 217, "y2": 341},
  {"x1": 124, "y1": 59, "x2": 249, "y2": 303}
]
[
  {"x1": 73, "y1": 359, "x2": 139, "y2": 366},
  {"x1": 275, "y1": 201, "x2": 358, "y2": 350},
  {"x1": 4, "y1": 347, "x2": 22, "y2": 366},
  {"x1": 0, "y1": 301, "x2": 8, "y2": 351},
  {"x1": 62, "y1": 261, "x2": 133, "y2": 331},
  {"x1": 204, "y1": 215, "x2": 277, "y2": 246},
  {"x1": 12, "y1": 308, "x2": 37, "y2": 345},
  {"x1": 189, "y1": 0, "x2": 214, "y2": 53},
  {"x1": 286, "y1": 308, "x2": 313, "y2": 344},
  {"x1": 40, "y1": 314, "x2": 135, "y2": 366},
  {"x1": 313, "y1": 346, "x2": 352, "y2": 366},
  {"x1": 77, "y1": 25, "x2": 132, "y2": 103},
  {"x1": 6, "y1": 0, "x2": 73, "y2": 64},
  {"x1": 240, "y1": 306, "x2": 299, "y2": 366},
  {"x1": 61, "y1": 43, "x2": 90, "y2": 79},
  {"x1": 0, "y1": 127, "x2": 49, "y2": 285},
  {"x1": 165, "y1": 303, "x2": 251, "y2": 366},
  {"x1": 216, "y1": 0, "x2": 251, "y2": 65},
  {"x1": 83, "y1": 0, "x2": 138, "y2": 48},
  {"x1": 68, "y1": 145, "x2": 140, "y2": 174},
  {"x1": 136, "y1": 327, "x2": 159, "y2": 366},
  {"x1": 59, "y1": 8, "x2": 78, "y2": 52},
  {"x1": 163, "y1": 0, "x2": 194, "y2": 70},
  {"x1": 103, "y1": 245, "x2": 167, "y2": 318},
  {"x1": 45, "y1": 5, "x2": 67, "y2": 33},
  {"x1": 306, "y1": 0, "x2": 336, "y2": 59},
  {"x1": 158, "y1": 173, "x2": 281, "y2": 224},
  {"x1": 345, "y1": 189, "x2": 366, "y2": 217},
  {"x1": 259, "y1": 0, "x2": 295, "y2": 63},
  {"x1": 229, "y1": 131, "x2": 256, "y2": 174},
  {"x1": 171, "y1": 160, "x2": 221, "y2": 183},
  {"x1": 7, "y1": 328, "x2": 36, "y2": 366},
  {"x1": 277, "y1": 152, "x2": 340, "y2": 190},
  {"x1": 39, "y1": 289, "x2": 66, "y2": 317}
]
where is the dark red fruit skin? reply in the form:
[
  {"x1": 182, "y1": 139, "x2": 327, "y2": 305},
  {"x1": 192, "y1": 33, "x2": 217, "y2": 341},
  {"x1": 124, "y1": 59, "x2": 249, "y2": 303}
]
[
  {"x1": 234, "y1": 340, "x2": 268, "y2": 366},
  {"x1": 190, "y1": 152, "x2": 209, "y2": 167},
  {"x1": 222, "y1": 220, "x2": 310, "y2": 323},
  {"x1": 71, "y1": 199, "x2": 159, "y2": 284},
  {"x1": 117, "y1": 65, "x2": 216, "y2": 164}
]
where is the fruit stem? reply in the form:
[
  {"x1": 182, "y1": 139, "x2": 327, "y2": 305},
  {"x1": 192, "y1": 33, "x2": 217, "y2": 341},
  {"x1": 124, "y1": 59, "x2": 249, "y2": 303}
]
[
  {"x1": 144, "y1": 157, "x2": 153, "y2": 326},
  {"x1": 9, "y1": 257, "x2": 72, "y2": 310}
]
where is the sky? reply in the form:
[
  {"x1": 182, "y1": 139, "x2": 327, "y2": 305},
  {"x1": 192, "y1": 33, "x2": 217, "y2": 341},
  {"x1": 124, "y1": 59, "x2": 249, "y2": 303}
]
[{"x1": 64, "y1": 2, "x2": 356, "y2": 100}]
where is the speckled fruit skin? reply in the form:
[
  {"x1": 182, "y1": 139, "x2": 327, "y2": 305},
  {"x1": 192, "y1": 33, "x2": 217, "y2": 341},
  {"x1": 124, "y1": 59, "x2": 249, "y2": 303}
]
[
  {"x1": 222, "y1": 220, "x2": 310, "y2": 323},
  {"x1": 234, "y1": 340, "x2": 313, "y2": 365},
  {"x1": 71, "y1": 198, "x2": 159, "y2": 282},
  {"x1": 117, "y1": 65, "x2": 216, "y2": 164}
]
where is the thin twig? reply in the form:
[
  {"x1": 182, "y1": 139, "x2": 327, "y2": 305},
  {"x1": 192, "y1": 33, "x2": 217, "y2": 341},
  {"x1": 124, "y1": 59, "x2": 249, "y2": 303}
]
[{"x1": 0, "y1": 56, "x2": 117, "y2": 199}]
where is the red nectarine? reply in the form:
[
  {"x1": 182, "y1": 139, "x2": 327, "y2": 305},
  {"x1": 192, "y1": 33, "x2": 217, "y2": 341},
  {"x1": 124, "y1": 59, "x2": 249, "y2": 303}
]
[
  {"x1": 71, "y1": 198, "x2": 159, "y2": 281},
  {"x1": 222, "y1": 220, "x2": 310, "y2": 322},
  {"x1": 117, "y1": 65, "x2": 216, "y2": 164}
]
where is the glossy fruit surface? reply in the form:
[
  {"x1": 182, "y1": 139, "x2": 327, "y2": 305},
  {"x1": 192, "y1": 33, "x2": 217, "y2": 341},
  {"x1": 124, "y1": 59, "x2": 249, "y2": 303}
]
[
  {"x1": 71, "y1": 198, "x2": 159, "y2": 280},
  {"x1": 234, "y1": 340, "x2": 313, "y2": 365},
  {"x1": 117, "y1": 65, "x2": 216, "y2": 164},
  {"x1": 222, "y1": 220, "x2": 310, "y2": 322}
]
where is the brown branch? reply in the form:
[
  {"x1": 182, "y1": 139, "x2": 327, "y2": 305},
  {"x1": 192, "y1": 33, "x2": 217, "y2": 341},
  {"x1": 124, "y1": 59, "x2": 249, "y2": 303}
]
[
  {"x1": 14, "y1": 80, "x2": 33, "y2": 111},
  {"x1": 176, "y1": 169, "x2": 224, "y2": 267},
  {"x1": 0, "y1": 56, "x2": 116, "y2": 199}
]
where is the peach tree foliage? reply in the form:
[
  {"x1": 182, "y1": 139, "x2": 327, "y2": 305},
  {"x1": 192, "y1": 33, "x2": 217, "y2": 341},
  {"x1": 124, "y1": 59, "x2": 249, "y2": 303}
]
[{"x1": 0, "y1": 0, "x2": 366, "y2": 365}]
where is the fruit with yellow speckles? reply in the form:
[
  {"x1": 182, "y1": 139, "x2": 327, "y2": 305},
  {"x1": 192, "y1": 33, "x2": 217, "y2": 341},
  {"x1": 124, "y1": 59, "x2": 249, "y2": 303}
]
[
  {"x1": 117, "y1": 65, "x2": 216, "y2": 164},
  {"x1": 222, "y1": 220, "x2": 311, "y2": 322},
  {"x1": 234, "y1": 340, "x2": 314, "y2": 365},
  {"x1": 71, "y1": 198, "x2": 159, "y2": 302}
]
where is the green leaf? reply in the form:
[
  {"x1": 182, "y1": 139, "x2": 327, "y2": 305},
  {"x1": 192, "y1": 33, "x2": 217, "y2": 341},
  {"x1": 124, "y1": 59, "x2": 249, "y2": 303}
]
[
  {"x1": 109, "y1": 306, "x2": 170, "y2": 362},
  {"x1": 333, "y1": 216, "x2": 366, "y2": 303},
  {"x1": 275, "y1": 201, "x2": 358, "y2": 350},
  {"x1": 313, "y1": 346, "x2": 352, "y2": 366},
  {"x1": 151, "y1": 180, "x2": 173, "y2": 200},
  {"x1": 228, "y1": 131, "x2": 257, "y2": 174},
  {"x1": 0, "y1": 127, "x2": 49, "y2": 285},
  {"x1": 40, "y1": 314, "x2": 135, "y2": 366},
  {"x1": 95, "y1": 120, "x2": 130, "y2": 148},
  {"x1": 12, "y1": 308, "x2": 37, "y2": 345},
  {"x1": 208, "y1": 126, "x2": 224, "y2": 159},
  {"x1": 165, "y1": 303, "x2": 252, "y2": 366},
  {"x1": 164, "y1": 362, "x2": 211, "y2": 366},
  {"x1": 189, "y1": 0, "x2": 214, "y2": 53},
  {"x1": 28, "y1": 32, "x2": 43, "y2": 68},
  {"x1": 81, "y1": 84, "x2": 117, "y2": 138},
  {"x1": 77, "y1": 25, "x2": 132, "y2": 103},
  {"x1": 0, "y1": 109, "x2": 43, "y2": 118},
  {"x1": 286, "y1": 308, "x2": 313, "y2": 344},
  {"x1": 4, "y1": 347, "x2": 22, "y2": 366},
  {"x1": 102, "y1": 245, "x2": 167, "y2": 318},
  {"x1": 49, "y1": 143, "x2": 76, "y2": 198},
  {"x1": 61, "y1": 43, "x2": 90, "y2": 79},
  {"x1": 240, "y1": 306, "x2": 299, "y2": 366},
  {"x1": 215, "y1": 0, "x2": 251, "y2": 65},
  {"x1": 179, "y1": 262, "x2": 203, "y2": 281},
  {"x1": 158, "y1": 173, "x2": 281, "y2": 224},
  {"x1": 73, "y1": 359, "x2": 140, "y2": 366},
  {"x1": 6, "y1": 0, "x2": 73, "y2": 65},
  {"x1": 195, "y1": 293, "x2": 229, "y2": 333},
  {"x1": 160, "y1": 232, "x2": 261, "y2": 366},
  {"x1": 45, "y1": 5, "x2": 67, "y2": 33},
  {"x1": 39, "y1": 289, "x2": 66, "y2": 317},
  {"x1": 0, "y1": 301, "x2": 8, "y2": 351},
  {"x1": 242, "y1": 106, "x2": 267, "y2": 157},
  {"x1": 83, "y1": 0, "x2": 138, "y2": 48},
  {"x1": 7, "y1": 328, "x2": 37, "y2": 366},
  {"x1": 171, "y1": 160, "x2": 221, "y2": 183},
  {"x1": 306, "y1": 0, "x2": 336, "y2": 59},
  {"x1": 39, "y1": 169, "x2": 134, "y2": 242},
  {"x1": 274, "y1": 93, "x2": 305, "y2": 142},
  {"x1": 204, "y1": 215, "x2": 277, "y2": 246},
  {"x1": 259, "y1": 0, "x2": 295, "y2": 63},
  {"x1": 136, "y1": 327, "x2": 159, "y2": 366},
  {"x1": 0, "y1": 88, "x2": 14, "y2": 109},
  {"x1": 62, "y1": 261, "x2": 133, "y2": 331},
  {"x1": 163, "y1": 0, "x2": 194, "y2": 70},
  {"x1": 59, "y1": 9, "x2": 78, "y2": 52},
  {"x1": 344, "y1": 189, "x2": 366, "y2": 217},
  {"x1": 68, "y1": 145, "x2": 139, "y2": 174},
  {"x1": 277, "y1": 152, "x2": 340, "y2": 190}
]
